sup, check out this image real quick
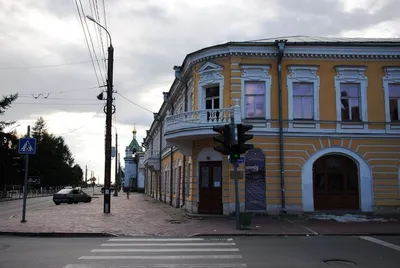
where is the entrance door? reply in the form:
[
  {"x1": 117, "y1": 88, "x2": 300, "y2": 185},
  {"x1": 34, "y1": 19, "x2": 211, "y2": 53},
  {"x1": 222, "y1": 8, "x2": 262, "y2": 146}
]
[
  {"x1": 313, "y1": 155, "x2": 359, "y2": 210},
  {"x1": 199, "y1": 161, "x2": 222, "y2": 214}
]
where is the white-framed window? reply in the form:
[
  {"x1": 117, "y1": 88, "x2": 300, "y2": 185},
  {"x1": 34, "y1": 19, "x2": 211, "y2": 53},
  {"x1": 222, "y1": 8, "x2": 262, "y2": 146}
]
[
  {"x1": 198, "y1": 61, "x2": 224, "y2": 110},
  {"x1": 244, "y1": 81, "x2": 265, "y2": 118},
  {"x1": 383, "y1": 67, "x2": 400, "y2": 128},
  {"x1": 293, "y1": 82, "x2": 314, "y2": 120},
  {"x1": 340, "y1": 83, "x2": 361, "y2": 121},
  {"x1": 389, "y1": 84, "x2": 400, "y2": 121},
  {"x1": 287, "y1": 65, "x2": 320, "y2": 128},
  {"x1": 240, "y1": 65, "x2": 271, "y2": 124},
  {"x1": 334, "y1": 66, "x2": 368, "y2": 129}
]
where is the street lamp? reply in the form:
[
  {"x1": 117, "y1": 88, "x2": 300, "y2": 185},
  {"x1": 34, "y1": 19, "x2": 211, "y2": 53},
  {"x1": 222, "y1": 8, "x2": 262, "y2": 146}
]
[{"x1": 86, "y1": 14, "x2": 114, "y2": 214}]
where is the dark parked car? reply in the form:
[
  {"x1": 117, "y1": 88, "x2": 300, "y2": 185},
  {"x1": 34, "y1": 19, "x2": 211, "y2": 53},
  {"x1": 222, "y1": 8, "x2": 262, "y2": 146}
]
[{"x1": 53, "y1": 188, "x2": 92, "y2": 205}]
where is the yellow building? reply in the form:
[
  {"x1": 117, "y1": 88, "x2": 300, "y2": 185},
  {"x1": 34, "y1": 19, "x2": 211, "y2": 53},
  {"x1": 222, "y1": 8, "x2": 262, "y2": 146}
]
[{"x1": 142, "y1": 36, "x2": 400, "y2": 215}]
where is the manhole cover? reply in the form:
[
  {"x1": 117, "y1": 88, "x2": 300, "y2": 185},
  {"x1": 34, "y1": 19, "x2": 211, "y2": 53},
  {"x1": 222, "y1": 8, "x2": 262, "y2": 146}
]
[
  {"x1": 0, "y1": 244, "x2": 11, "y2": 250},
  {"x1": 323, "y1": 259, "x2": 357, "y2": 266}
]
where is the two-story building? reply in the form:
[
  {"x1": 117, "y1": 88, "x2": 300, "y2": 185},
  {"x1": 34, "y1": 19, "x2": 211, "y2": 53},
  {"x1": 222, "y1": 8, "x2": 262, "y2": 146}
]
[{"x1": 143, "y1": 36, "x2": 400, "y2": 215}]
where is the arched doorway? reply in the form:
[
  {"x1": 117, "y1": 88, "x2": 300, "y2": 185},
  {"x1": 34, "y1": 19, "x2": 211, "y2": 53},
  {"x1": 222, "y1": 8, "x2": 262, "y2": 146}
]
[{"x1": 313, "y1": 154, "x2": 359, "y2": 210}]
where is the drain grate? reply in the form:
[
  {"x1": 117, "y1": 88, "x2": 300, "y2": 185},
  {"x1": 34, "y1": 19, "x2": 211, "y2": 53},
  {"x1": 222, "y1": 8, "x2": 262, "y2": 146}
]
[
  {"x1": 323, "y1": 259, "x2": 357, "y2": 266},
  {"x1": 205, "y1": 238, "x2": 231, "y2": 242}
]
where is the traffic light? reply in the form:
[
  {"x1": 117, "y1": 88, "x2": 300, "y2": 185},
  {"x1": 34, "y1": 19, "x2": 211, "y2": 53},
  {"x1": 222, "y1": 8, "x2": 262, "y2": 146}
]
[
  {"x1": 236, "y1": 124, "x2": 254, "y2": 154},
  {"x1": 212, "y1": 124, "x2": 231, "y2": 155}
]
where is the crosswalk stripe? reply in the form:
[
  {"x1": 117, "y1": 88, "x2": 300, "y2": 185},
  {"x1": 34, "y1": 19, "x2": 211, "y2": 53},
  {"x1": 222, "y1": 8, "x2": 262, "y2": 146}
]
[
  {"x1": 107, "y1": 238, "x2": 228, "y2": 242},
  {"x1": 65, "y1": 264, "x2": 247, "y2": 268},
  {"x1": 78, "y1": 255, "x2": 243, "y2": 260},
  {"x1": 101, "y1": 242, "x2": 237, "y2": 246},
  {"x1": 92, "y1": 248, "x2": 240, "y2": 252}
]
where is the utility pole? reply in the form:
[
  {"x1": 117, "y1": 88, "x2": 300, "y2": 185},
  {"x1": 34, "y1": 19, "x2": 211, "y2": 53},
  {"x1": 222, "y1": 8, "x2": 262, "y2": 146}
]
[
  {"x1": 85, "y1": 165, "x2": 88, "y2": 184},
  {"x1": 86, "y1": 15, "x2": 114, "y2": 214},
  {"x1": 113, "y1": 132, "x2": 118, "y2": 197}
]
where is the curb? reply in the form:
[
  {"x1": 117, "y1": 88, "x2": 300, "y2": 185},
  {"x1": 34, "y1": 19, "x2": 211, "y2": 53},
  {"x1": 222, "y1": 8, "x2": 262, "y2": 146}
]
[
  {"x1": 190, "y1": 233, "x2": 318, "y2": 237},
  {"x1": 0, "y1": 232, "x2": 117, "y2": 238},
  {"x1": 190, "y1": 232, "x2": 400, "y2": 237}
]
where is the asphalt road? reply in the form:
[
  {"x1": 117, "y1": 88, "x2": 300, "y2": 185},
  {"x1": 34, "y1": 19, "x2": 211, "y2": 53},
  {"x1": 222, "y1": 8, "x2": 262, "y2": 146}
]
[
  {"x1": 0, "y1": 187, "x2": 101, "y2": 221},
  {"x1": 0, "y1": 236, "x2": 399, "y2": 268}
]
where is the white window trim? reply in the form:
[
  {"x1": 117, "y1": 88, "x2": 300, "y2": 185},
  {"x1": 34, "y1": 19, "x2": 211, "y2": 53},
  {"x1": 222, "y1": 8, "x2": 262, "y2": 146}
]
[
  {"x1": 240, "y1": 65, "x2": 271, "y2": 127},
  {"x1": 198, "y1": 62, "x2": 224, "y2": 110},
  {"x1": 334, "y1": 66, "x2": 368, "y2": 131},
  {"x1": 287, "y1": 65, "x2": 320, "y2": 129},
  {"x1": 383, "y1": 66, "x2": 400, "y2": 130}
]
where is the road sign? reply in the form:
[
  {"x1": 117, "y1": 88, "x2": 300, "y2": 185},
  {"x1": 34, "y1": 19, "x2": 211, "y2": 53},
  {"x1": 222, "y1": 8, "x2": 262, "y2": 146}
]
[
  {"x1": 236, "y1": 157, "x2": 244, "y2": 164},
  {"x1": 18, "y1": 138, "x2": 37, "y2": 155}
]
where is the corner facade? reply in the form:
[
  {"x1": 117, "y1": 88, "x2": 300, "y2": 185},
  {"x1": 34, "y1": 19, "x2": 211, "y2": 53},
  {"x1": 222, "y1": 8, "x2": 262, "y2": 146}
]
[{"x1": 143, "y1": 36, "x2": 400, "y2": 215}]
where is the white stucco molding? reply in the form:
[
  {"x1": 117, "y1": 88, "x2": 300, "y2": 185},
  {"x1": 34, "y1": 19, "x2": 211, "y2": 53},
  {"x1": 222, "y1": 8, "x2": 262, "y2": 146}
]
[
  {"x1": 383, "y1": 66, "x2": 400, "y2": 130},
  {"x1": 240, "y1": 64, "x2": 272, "y2": 127},
  {"x1": 301, "y1": 147, "x2": 373, "y2": 212},
  {"x1": 334, "y1": 65, "x2": 368, "y2": 131},
  {"x1": 287, "y1": 65, "x2": 320, "y2": 129},
  {"x1": 198, "y1": 61, "x2": 224, "y2": 110}
]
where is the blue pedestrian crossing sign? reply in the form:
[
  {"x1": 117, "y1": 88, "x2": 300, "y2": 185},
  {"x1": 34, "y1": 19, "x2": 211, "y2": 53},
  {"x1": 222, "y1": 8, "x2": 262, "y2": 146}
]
[{"x1": 18, "y1": 138, "x2": 37, "y2": 155}]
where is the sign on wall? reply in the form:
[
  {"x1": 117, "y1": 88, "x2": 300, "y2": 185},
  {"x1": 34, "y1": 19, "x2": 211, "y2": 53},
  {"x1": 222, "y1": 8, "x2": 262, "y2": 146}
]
[{"x1": 245, "y1": 148, "x2": 266, "y2": 211}]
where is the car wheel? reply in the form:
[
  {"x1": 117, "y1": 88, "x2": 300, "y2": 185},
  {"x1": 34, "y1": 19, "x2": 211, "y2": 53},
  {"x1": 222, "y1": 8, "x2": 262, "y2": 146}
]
[
  {"x1": 68, "y1": 199, "x2": 73, "y2": 204},
  {"x1": 54, "y1": 202, "x2": 60, "y2": 205},
  {"x1": 85, "y1": 197, "x2": 92, "y2": 203},
  {"x1": 73, "y1": 201, "x2": 78, "y2": 204}
]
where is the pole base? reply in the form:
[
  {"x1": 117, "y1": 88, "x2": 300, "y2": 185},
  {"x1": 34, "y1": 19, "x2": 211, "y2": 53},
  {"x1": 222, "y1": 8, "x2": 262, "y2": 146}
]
[{"x1": 20, "y1": 220, "x2": 27, "y2": 223}]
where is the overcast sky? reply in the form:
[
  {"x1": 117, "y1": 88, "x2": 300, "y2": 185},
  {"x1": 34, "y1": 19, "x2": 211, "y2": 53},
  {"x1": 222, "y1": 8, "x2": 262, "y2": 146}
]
[{"x1": 1, "y1": 0, "x2": 399, "y2": 184}]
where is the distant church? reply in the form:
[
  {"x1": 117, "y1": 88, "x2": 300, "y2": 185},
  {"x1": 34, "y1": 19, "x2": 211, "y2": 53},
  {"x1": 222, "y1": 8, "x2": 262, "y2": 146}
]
[{"x1": 123, "y1": 128, "x2": 145, "y2": 192}]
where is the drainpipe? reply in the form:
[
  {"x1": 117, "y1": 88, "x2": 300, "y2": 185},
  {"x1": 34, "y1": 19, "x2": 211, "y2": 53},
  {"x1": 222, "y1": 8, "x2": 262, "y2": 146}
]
[
  {"x1": 159, "y1": 118, "x2": 162, "y2": 202},
  {"x1": 276, "y1": 39, "x2": 287, "y2": 214},
  {"x1": 174, "y1": 65, "x2": 188, "y2": 208},
  {"x1": 169, "y1": 104, "x2": 174, "y2": 206}
]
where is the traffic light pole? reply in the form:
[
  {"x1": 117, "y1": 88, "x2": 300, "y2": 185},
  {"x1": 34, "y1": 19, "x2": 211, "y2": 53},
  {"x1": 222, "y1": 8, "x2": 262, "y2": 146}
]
[
  {"x1": 21, "y1": 125, "x2": 30, "y2": 223},
  {"x1": 233, "y1": 159, "x2": 240, "y2": 230}
]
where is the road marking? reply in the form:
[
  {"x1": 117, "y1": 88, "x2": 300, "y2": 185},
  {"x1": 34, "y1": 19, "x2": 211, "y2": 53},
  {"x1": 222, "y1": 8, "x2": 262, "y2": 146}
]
[
  {"x1": 101, "y1": 242, "x2": 237, "y2": 246},
  {"x1": 360, "y1": 236, "x2": 400, "y2": 252},
  {"x1": 107, "y1": 238, "x2": 222, "y2": 242},
  {"x1": 65, "y1": 264, "x2": 247, "y2": 268},
  {"x1": 92, "y1": 248, "x2": 239, "y2": 252},
  {"x1": 78, "y1": 255, "x2": 243, "y2": 260}
]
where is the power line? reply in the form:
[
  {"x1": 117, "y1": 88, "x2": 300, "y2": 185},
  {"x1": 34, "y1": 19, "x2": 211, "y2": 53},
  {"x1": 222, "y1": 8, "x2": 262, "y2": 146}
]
[
  {"x1": 116, "y1": 92, "x2": 155, "y2": 113},
  {"x1": 12, "y1": 102, "x2": 99, "y2": 106},
  {"x1": 79, "y1": 0, "x2": 106, "y2": 84},
  {"x1": 14, "y1": 86, "x2": 100, "y2": 96},
  {"x1": 74, "y1": 0, "x2": 102, "y2": 87},
  {"x1": 0, "y1": 60, "x2": 104, "y2": 70},
  {"x1": 18, "y1": 96, "x2": 98, "y2": 101},
  {"x1": 57, "y1": 105, "x2": 104, "y2": 135}
]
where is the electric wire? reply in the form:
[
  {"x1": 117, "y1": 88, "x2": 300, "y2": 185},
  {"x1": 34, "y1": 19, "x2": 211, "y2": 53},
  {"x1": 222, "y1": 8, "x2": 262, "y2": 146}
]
[
  {"x1": 0, "y1": 60, "x2": 104, "y2": 71},
  {"x1": 78, "y1": 0, "x2": 106, "y2": 84},
  {"x1": 74, "y1": 0, "x2": 102, "y2": 87},
  {"x1": 57, "y1": 105, "x2": 104, "y2": 135},
  {"x1": 116, "y1": 92, "x2": 154, "y2": 113}
]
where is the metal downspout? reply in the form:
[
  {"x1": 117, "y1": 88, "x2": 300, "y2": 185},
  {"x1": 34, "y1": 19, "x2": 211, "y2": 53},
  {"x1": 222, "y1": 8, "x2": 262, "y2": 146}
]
[
  {"x1": 159, "y1": 122, "x2": 162, "y2": 202},
  {"x1": 169, "y1": 105, "x2": 174, "y2": 206},
  {"x1": 276, "y1": 39, "x2": 287, "y2": 214}
]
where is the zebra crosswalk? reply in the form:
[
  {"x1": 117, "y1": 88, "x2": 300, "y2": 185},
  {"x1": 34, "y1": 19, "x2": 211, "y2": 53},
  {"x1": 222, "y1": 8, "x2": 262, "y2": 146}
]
[{"x1": 63, "y1": 237, "x2": 247, "y2": 268}]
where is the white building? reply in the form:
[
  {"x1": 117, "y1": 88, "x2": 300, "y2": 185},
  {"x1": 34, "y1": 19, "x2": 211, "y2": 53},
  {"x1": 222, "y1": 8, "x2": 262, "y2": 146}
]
[{"x1": 123, "y1": 129, "x2": 145, "y2": 192}]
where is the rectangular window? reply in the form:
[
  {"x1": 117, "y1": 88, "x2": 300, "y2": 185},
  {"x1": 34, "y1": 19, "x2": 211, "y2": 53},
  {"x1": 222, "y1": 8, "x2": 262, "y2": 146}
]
[
  {"x1": 340, "y1": 83, "x2": 361, "y2": 121},
  {"x1": 293, "y1": 82, "x2": 314, "y2": 120},
  {"x1": 245, "y1": 81, "x2": 265, "y2": 118},
  {"x1": 389, "y1": 84, "x2": 400, "y2": 121}
]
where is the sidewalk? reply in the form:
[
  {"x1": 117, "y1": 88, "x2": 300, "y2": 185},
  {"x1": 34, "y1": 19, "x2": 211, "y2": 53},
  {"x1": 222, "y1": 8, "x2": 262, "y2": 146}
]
[{"x1": 0, "y1": 192, "x2": 399, "y2": 237}]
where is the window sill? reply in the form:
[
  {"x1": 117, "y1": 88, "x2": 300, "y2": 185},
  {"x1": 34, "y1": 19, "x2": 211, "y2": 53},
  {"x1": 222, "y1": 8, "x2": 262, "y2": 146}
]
[
  {"x1": 291, "y1": 120, "x2": 317, "y2": 129},
  {"x1": 340, "y1": 122, "x2": 365, "y2": 129}
]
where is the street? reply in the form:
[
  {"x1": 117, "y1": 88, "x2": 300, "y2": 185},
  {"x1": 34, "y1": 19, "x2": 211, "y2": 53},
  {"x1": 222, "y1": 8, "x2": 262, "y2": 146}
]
[
  {"x1": 0, "y1": 187, "x2": 101, "y2": 222},
  {"x1": 0, "y1": 236, "x2": 399, "y2": 268}
]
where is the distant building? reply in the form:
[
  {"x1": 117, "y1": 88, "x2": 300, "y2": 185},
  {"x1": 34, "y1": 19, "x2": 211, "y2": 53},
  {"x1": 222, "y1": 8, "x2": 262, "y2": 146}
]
[
  {"x1": 143, "y1": 36, "x2": 400, "y2": 215},
  {"x1": 123, "y1": 129, "x2": 145, "y2": 192}
]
